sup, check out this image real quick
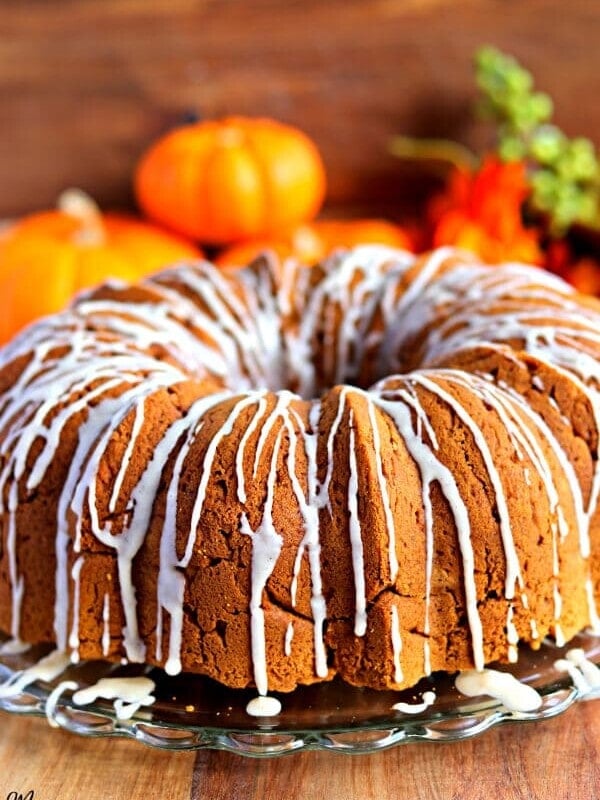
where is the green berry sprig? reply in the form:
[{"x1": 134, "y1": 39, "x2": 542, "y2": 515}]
[{"x1": 475, "y1": 46, "x2": 600, "y2": 234}]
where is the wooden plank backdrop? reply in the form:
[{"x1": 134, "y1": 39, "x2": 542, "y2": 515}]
[
  {"x1": 0, "y1": 0, "x2": 598, "y2": 217},
  {"x1": 1, "y1": 1, "x2": 600, "y2": 797}
]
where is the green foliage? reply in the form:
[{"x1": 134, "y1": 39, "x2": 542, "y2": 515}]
[{"x1": 475, "y1": 46, "x2": 600, "y2": 233}]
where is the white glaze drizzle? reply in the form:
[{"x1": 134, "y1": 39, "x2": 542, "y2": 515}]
[
  {"x1": 390, "y1": 604, "x2": 403, "y2": 684},
  {"x1": 5, "y1": 484, "x2": 24, "y2": 643},
  {"x1": 0, "y1": 649, "x2": 71, "y2": 698},
  {"x1": 102, "y1": 594, "x2": 111, "y2": 658},
  {"x1": 284, "y1": 622, "x2": 294, "y2": 657},
  {"x1": 154, "y1": 391, "x2": 234, "y2": 673},
  {"x1": 245, "y1": 695, "x2": 282, "y2": 717},
  {"x1": 554, "y1": 648, "x2": 600, "y2": 698},
  {"x1": 371, "y1": 386, "x2": 484, "y2": 672},
  {"x1": 412, "y1": 368, "x2": 575, "y2": 639},
  {"x1": 72, "y1": 675, "x2": 156, "y2": 720},
  {"x1": 45, "y1": 680, "x2": 79, "y2": 728},
  {"x1": 347, "y1": 411, "x2": 367, "y2": 637},
  {"x1": 366, "y1": 398, "x2": 398, "y2": 582},
  {"x1": 506, "y1": 604, "x2": 519, "y2": 664},
  {"x1": 0, "y1": 309, "x2": 187, "y2": 650},
  {"x1": 68, "y1": 556, "x2": 85, "y2": 660},
  {"x1": 380, "y1": 246, "x2": 464, "y2": 373},
  {"x1": 405, "y1": 253, "x2": 600, "y2": 631},
  {"x1": 292, "y1": 246, "x2": 413, "y2": 397},
  {"x1": 455, "y1": 669, "x2": 542, "y2": 712},
  {"x1": 286, "y1": 403, "x2": 328, "y2": 677},
  {"x1": 0, "y1": 637, "x2": 31, "y2": 655},
  {"x1": 70, "y1": 385, "x2": 222, "y2": 665},
  {"x1": 240, "y1": 428, "x2": 285, "y2": 696},
  {"x1": 108, "y1": 397, "x2": 146, "y2": 514},
  {"x1": 411, "y1": 373, "x2": 524, "y2": 603},
  {"x1": 392, "y1": 690, "x2": 436, "y2": 714}
]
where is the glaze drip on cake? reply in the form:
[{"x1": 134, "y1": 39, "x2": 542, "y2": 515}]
[{"x1": 1, "y1": 245, "x2": 600, "y2": 696}]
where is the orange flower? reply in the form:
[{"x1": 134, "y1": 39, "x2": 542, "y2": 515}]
[
  {"x1": 429, "y1": 156, "x2": 543, "y2": 264},
  {"x1": 544, "y1": 239, "x2": 600, "y2": 295},
  {"x1": 564, "y1": 258, "x2": 600, "y2": 295}
]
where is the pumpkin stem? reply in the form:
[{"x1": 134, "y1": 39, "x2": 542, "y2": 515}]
[{"x1": 57, "y1": 188, "x2": 106, "y2": 246}]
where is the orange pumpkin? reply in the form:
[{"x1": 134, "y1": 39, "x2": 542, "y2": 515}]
[
  {"x1": 311, "y1": 218, "x2": 413, "y2": 252},
  {"x1": 215, "y1": 225, "x2": 323, "y2": 267},
  {"x1": 135, "y1": 117, "x2": 326, "y2": 245},
  {"x1": 216, "y1": 218, "x2": 413, "y2": 267},
  {"x1": 0, "y1": 189, "x2": 201, "y2": 344}
]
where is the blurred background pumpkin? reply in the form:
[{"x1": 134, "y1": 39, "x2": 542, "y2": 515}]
[
  {"x1": 0, "y1": 190, "x2": 201, "y2": 343},
  {"x1": 135, "y1": 117, "x2": 326, "y2": 244},
  {"x1": 215, "y1": 218, "x2": 414, "y2": 267}
]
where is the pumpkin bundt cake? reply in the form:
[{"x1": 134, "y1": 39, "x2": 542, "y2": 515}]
[{"x1": 1, "y1": 245, "x2": 599, "y2": 695}]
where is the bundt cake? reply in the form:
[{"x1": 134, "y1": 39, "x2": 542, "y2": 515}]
[{"x1": 1, "y1": 244, "x2": 600, "y2": 696}]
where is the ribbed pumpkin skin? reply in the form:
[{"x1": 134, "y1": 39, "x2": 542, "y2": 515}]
[
  {"x1": 0, "y1": 211, "x2": 201, "y2": 344},
  {"x1": 134, "y1": 117, "x2": 327, "y2": 245}
]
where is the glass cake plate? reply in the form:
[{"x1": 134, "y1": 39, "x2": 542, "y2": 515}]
[{"x1": 0, "y1": 633, "x2": 599, "y2": 757}]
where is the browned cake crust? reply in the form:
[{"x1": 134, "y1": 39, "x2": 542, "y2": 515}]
[{"x1": 1, "y1": 246, "x2": 600, "y2": 694}]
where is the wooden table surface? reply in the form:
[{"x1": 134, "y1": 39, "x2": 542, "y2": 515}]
[{"x1": 0, "y1": 701, "x2": 599, "y2": 799}]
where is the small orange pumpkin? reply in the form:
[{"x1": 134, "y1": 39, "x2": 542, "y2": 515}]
[
  {"x1": 135, "y1": 117, "x2": 326, "y2": 245},
  {"x1": 311, "y1": 218, "x2": 413, "y2": 252},
  {"x1": 215, "y1": 225, "x2": 323, "y2": 267},
  {"x1": 0, "y1": 189, "x2": 201, "y2": 344},
  {"x1": 216, "y1": 218, "x2": 413, "y2": 267}
]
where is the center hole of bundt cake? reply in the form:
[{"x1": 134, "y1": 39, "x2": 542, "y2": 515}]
[
  {"x1": 269, "y1": 356, "x2": 378, "y2": 399},
  {"x1": 198, "y1": 248, "x2": 420, "y2": 397},
  {"x1": 276, "y1": 323, "x2": 398, "y2": 398},
  {"x1": 237, "y1": 332, "x2": 381, "y2": 398},
  {"x1": 276, "y1": 338, "x2": 403, "y2": 399}
]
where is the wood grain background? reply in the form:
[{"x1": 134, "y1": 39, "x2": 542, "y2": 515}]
[{"x1": 0, "y1": 0, "x2": 599, "y2": 218}]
